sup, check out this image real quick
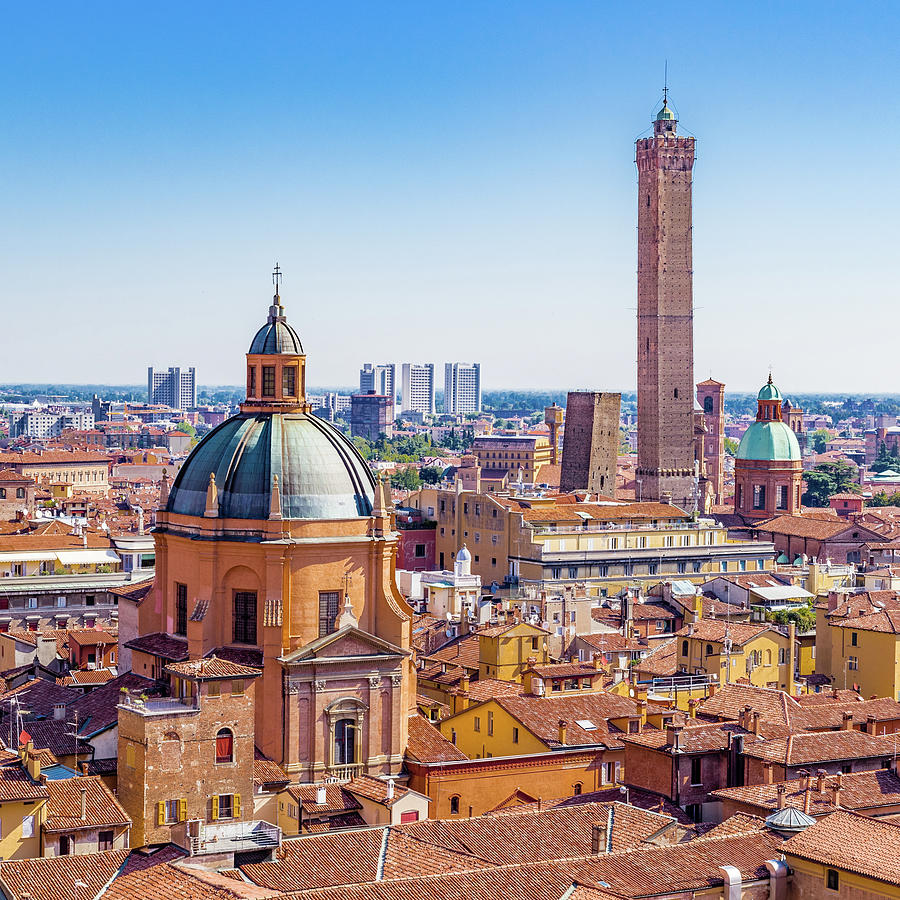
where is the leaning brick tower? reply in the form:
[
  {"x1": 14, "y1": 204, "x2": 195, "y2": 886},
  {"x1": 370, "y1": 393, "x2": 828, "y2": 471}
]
[{"x1": 635, "y1": 94, "x2": 696, "y2": 509}]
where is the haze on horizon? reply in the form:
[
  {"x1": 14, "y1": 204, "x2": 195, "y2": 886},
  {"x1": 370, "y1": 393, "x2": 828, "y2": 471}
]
[{"x1": 1, "y1": 2, "x2": 896, "y2": 394}]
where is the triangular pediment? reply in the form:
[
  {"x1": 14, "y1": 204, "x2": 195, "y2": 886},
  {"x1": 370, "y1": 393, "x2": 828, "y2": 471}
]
[{"x1": 280, "y1": 625, "x2": 407, "y2": 666}]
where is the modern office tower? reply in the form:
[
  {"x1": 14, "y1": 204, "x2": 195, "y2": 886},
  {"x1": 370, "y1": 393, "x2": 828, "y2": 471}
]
[
  {"x1": 401, "y1": 363, "x2": 435, "y2": 415},
  {"x1": 636, "y1": 94, "x2": 696, "y2": 509},
  {"x1": 359, "y1": 363, "x2": 396, "y2": 400},
  {"x1": 147, "y1": 366, "x2": 197, "y2": 409},
  {"x1": 444, "y1": 363, "x2": 482, "y2": 415}
]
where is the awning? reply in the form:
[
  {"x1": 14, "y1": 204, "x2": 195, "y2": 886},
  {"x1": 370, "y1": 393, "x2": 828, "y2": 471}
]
[{"x1": 54, "y1": 550, "x2": 120, "y2": 566}]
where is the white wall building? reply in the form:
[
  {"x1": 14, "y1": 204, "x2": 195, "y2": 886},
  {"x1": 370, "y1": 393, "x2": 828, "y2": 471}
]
[
  {"x1": 360, "y1": 363, "x2": 396, "y2": 400},
  {"x1": 444, "y1": 362, "x2": 481, "y2": 415},
  {"x1": 401, "y1": 363, "x2": 435, "y2": 415}
]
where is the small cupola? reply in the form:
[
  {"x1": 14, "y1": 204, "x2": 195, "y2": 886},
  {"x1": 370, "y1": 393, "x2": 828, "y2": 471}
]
[{"x1": 242, "y1": 265, "x2": 309, "y2": 414}]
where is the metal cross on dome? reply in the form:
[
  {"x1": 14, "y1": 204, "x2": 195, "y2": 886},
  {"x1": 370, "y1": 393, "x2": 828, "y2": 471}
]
[{"x1": 272, "y1": 263, "x2": 283, "y2": 289}]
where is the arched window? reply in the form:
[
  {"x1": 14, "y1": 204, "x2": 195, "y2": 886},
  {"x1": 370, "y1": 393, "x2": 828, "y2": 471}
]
[
  {"x1": 449, "y1": 795, "x2": 460, "y2": 814},
  {"x1": 334, "y1": 718, "x2": 357, "y2": 765},
  {"x1": 703, "y1": 396, "x2": 713, "y2": 414},
  {"x1": 216, "y1": 728, "x2": 234, "y2": 764},
  {"x1": 233, "y1": 591, "x2": 257, "y2": 644},
  {"x1": 0, "y1": 489, "x2": 6, "y2": 499},
  {"x1": 705, "y1": 644, "x2": 713, "y2": 656},
  {"x1": 573, "y1": 783, "x2": 583, "y2": 796},
  {"x1": 765, "y1": 649, "x2": 772, "y2": 666},
  {"x1": 681, "y1": 640, "x2": 688, "y2": 656}
]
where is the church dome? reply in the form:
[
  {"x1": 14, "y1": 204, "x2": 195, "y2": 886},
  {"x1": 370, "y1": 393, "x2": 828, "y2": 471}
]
[
  {"x1": 249, "y1": 319, "x2": 303, "y2": 355},
  {"x1": 758, "y1": 377, "x2": 782, "y2": 402},
  {"x1": 737, "y1": 420, "x2": 801, "y2": 462},
  {"x1": 656, "y1": 102, "x2": 676, "y2": 122},
  {"x1": 166, "y1": 413, "x2": 375, "y2": 520}
]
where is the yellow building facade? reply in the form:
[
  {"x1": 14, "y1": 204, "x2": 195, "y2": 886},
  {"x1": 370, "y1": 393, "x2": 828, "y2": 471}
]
[
  {"x1": 409, "y1": 488, "x2": 775, "y2": 594},
  {"x1": 675, "y1": 621, "x2": 795, "y2": 692}
]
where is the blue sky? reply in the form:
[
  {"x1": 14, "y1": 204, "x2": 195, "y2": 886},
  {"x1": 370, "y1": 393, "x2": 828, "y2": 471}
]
[{"x1": 1, "y1": 1, "x2": 897, "y2": 392}]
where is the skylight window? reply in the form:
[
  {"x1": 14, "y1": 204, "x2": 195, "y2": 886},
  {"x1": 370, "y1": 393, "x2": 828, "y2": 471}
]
[{"x1": 576, "y1": 719, "x2": 597, "y2": 731}]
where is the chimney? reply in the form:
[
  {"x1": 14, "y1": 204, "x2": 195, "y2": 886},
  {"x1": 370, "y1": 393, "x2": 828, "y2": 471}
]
[
  {"x1": 386, "y1": 779, "x2": 395, "y2": 801},
  {"x1": 53, "y1": 703, "x2": 66, "y2": 720},
  {"x1": 460, "y1": 674, "x2": 470, "y2": 693},
  {"x1": 665, "y1": 724, "x2": 682, "y2": 750},
  {"x1": 835, "y1": 772, "x2": 843, "y2": 788},
  {"x1": 775, "y1": 784, "x2": 786, "y2": 810},
  {"x1": 751, "y1": 711, "x2": 761, "y2": 735},
  {"x1": 638, "y1": 699, "x2": 648, "y2": 725},
  {"x1": 80, "y1": 783, "x2": 87, "y2": 820},
  {"x1": 867, "y1": 715, "x2": 878, "y2": 735},
  {"x1": 798, "y1": 769, "x2": 810, "y2": 791},
  {"x1": 688, "y1": 698, "x2": 697, "y2": 719},
  {"x1": 558, "y1": 719, "x2": 568, "y2": 746},
  {"x1": 830, "y1": 783, "x2": 842, "y2": 809},
  {"x1": 707, "y1": 681, "x2": 718, "y2": 698},
  {"x1": 593, "y1": 653, "x2": 603, "y2": 671},
  {"x1": 803, "y1": 785, "x2": 812, "y2": 816},
  {"x1": 316, "y1": 785, "x2": 327, "y2": 805},
  {"x1": 591, "y1": 820, "x2": 609, "y2": 854},
  {"x1": 842, "y1": 711, "x2": 855, "y2": 731},
  {"x1": 816, "y1": 769, "x2": 827, "y2": 793}
]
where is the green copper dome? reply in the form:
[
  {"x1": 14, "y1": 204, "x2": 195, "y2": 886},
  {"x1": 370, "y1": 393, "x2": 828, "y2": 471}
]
[
  {"x1": 758, "y1": 378, "x2": 782, "y2": 401},
  {"x1": 736, "y1": 421, "x2": 801, "y2": 462},
  {"x1": 166, "y1": 413, "x2": 375, "y2": 520},
  {"x1": 656, "y1": 103, "x2": 676, "y2": 122}
]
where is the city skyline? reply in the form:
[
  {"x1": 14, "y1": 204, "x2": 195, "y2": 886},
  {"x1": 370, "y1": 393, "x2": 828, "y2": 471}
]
[{"x1": 2, "y1": 2, "x2": 898, "y2": 392}]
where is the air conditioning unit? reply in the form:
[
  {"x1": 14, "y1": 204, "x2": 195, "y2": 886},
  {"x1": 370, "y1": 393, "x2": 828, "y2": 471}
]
[{"x1": 86, "y1": 662, "x2": 97, "y2": 670}]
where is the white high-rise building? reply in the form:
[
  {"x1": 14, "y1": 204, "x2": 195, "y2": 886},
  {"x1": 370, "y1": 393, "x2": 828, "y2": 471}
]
[
  {"x1": 444, "y1": 362, "x2": 482, "y2": 414},
  {"x1": 359, "y1": 363, "x2": 396, "y2": 399},
  {"x1": 147, "y1": 366, "x2": 197, "y2": 410},
  {"x1": 400, "y1": 363, "x2": 435, "y2": 415}
]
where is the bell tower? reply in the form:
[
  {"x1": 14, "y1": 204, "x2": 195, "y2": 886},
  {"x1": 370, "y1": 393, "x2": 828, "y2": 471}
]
[{"x1": 636, "y1": 94, "x2": 696, "y2": 509}]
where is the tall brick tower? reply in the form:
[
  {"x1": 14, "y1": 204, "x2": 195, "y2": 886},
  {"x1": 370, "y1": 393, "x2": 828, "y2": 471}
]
[
  {"x1": 697, "y1": 379, "x2": 726, "y2": 505},
  {"x1": 636, "y1": 95, "x2": 696, "y2": 509}
]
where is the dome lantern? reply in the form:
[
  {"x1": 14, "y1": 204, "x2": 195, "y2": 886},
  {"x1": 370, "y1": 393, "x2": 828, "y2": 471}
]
[{"x1": 243, "y1": 265, "x2": 309, "y2": 415}]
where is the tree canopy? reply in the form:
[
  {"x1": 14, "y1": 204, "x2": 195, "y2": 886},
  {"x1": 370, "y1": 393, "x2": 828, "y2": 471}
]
[{"x1": 802, "y1": 460, "x2": 859, "y2": 507}]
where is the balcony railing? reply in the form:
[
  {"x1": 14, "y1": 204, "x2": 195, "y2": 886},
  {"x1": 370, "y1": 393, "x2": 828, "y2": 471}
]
[
  {"x1": 119, "y1": 694, "x2": 199, "y2": 716},
  {"x1": 326, "y1": 764, "x2": 363, "y2": 782}
]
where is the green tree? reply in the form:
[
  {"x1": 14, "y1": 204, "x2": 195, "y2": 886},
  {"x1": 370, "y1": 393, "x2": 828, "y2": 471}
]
[
  {"x1": 175, "y1": 421, "x2": 196, "y2": 437},
  {"x1": 391, "y1": 467, "x2": 422, "y2": 491},
  {"x1": 724, "y1": 437, "x2": 739, "y2": 457},
  {"x1": 419, "y1": 466, "x2": 444, "y2": 485},
  {"x1": 771, "y1": 604, "x2": 816, "y2": 632},
  {"x1": 809, "y1": 428, "x2": 832, "y2": 453},
  {"x1": 802, "y1": 460, "x2": 859, "y2": 507}
]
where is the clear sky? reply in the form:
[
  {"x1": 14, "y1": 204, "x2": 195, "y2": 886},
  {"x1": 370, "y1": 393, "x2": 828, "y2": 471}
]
[{"x1": 1, "y1": 1, "x2": 897, "y2": 393}]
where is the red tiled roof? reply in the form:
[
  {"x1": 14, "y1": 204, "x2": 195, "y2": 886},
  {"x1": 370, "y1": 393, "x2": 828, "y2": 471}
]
[
  {"x1": 44, "y1": 775, "x2": 130, "y2": 832},
  {"x1": 620, "y1": 721, "x2": 753, "y2": 753},
  {"x1": 346, "y1": 773, "x2": 412, "y2": 807},
  {"x1": 782, "y1": 809, "x2": 900, "y2": 885},
  {"x1": 741, "y1": 729, "x2": 896, "y2": 765},
  {"x1": 406, "y1": 715, "x2": 468, "y2": 763},
  {"x1": 288, "y1": 782, "x2": 363, "y2": 816},
  {"x1": 165, "y1": 656, "x2": 263, "y2": 680},
  {"x1": 0, "y1": 849, "x2": 130, "y2": 900}
]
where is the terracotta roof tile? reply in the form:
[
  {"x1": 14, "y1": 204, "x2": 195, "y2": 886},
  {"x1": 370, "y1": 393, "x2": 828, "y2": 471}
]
[
  {"x1": 44, "y1": 775, "x2": 130, "y2": 832},
  {"x1": 782, "y1": 809, "x2": 900, "y2": 885},
  {"x1": 165, "y1": 656, "x2": 263, "y2": 680},
  {"x1": 697, "y1": 683, "x2": 800, "y2": 724},
  {"x1": 673, "y1": 620, "x2": 773, "y2": 647},
  {"x1": 288, "y1": 782, "x2": 363, "y2": 815},
  {"x1": 123, "y1": 632, "x2": 188, "y2": 661},
  {"x1": 0, "y1": 849, "x2": 129, "y2": 900},
  {"x1": 741, "y1": 729, "x2": 896, "y2": 766},
  {"x1": 621, "y1": 721, "x2": 753, "y2": 753},
  {"x1": 406, "y1": 714, "x2": 468, "y2": 763}
]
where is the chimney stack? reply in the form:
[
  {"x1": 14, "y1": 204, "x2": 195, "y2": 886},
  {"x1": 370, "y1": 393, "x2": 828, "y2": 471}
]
[
  {"x1": 867, "y1": 715, "x2": 878, "y2": 735},
  {"x1": 842, "y1": 711, "x2": 855, "y2": 731},
  {"x1": 558, "y1": 719, "x2": 568, "y2": 746},
  {"x1": 751, "y1": 711, "x2": 761, "y2": 735},
  {"x1": 798, "y1": 769, "x2": 810, "y2": 791},
  {"x1": 316, "y1": 785, "x2": 327, "y2": 805},
  {"x1": 80, "y1": 783, "x2": 87, "y2": 820},
  {"x1": 816, "y1": 769, "x2": 826, "y2": 793},
  {"x1": 386, "y1": 779, "x2": 395, "y2": 801},
  {"x1": 763, "y1": 762, "x2": 774, "y2": 785},
  {"x1": 830, "y1": 783, "x2": 842, "y2": 809},
  {"x1": 664, "y1": 724, "x2": 682, "y2": 750},
  {"x1": 775, "y1": 784, "x2": 786, "y2": 810},
  {"x1": 591, "y1": 821, "x2": 609, "y2": 854},
  {"x1": 803, "y1": 785, "x2": 812, "y2": 816}
]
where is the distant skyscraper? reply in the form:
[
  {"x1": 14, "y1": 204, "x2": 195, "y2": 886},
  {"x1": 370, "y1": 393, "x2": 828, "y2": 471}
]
[
  {"x1": 401, "y1": 363, "x2": 435, "y2": 415},
  {"x1": 444, "y1": 363, "x2": 481, "y2": 415},
  {"x1": 360, "y1": 363, "x2": 396, "y2": 399},
  {"x1": 148, "y1": 366, "x2": 197, "y2": 410},
  {"x1": 636, "y1": 94, "x2": 696, "y2": 509}
]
